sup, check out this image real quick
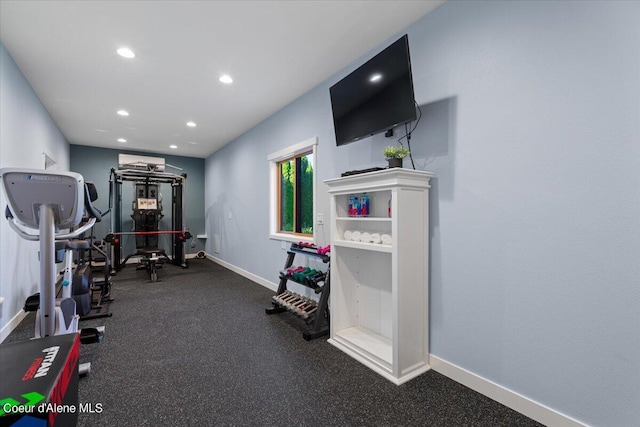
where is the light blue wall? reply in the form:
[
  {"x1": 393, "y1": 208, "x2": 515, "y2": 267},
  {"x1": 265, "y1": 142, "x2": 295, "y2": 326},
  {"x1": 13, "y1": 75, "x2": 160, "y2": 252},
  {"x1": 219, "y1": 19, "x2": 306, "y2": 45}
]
[
  {"x1": 412, "y1": 2, "x2": 639, "y2": 426},
  {"x1": 0, "y1": 42, "x2": 70, "y2": 335},
  {"x1": 205, "y1": 84, "x2": 336, "y2": 288},
  {"x1": 205, "y1": 1, "x2": 640, "y2": 425}
]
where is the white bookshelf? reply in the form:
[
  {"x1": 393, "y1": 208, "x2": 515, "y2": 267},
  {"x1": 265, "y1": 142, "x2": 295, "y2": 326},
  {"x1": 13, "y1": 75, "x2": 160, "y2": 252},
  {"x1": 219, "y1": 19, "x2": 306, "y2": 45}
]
[{"x1": 324, "y1": 168, "x2": 433, "y2": 385}]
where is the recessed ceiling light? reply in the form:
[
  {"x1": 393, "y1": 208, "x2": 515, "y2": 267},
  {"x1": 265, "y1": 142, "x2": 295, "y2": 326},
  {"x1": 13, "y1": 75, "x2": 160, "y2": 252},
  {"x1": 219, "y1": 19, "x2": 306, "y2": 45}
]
[
  {"x1": 188, "y1": 141, "x2": 198, "y2": 145},
  {"x1": 219, "y1": 75, "x2": 233, "y2": 84},
  {"x1": 186, "y1": 121, "x2": 196, "y2": 127},
  {"x1": 369, "y1": 73, "x2": 382, "y2": 83},
  {"x1": 117, "y1": 110, "x2": 129, "y2": 116},
  {"x1": 117, "y1": 138, "x2": 127, "y2": 143},
  {"x1": 169, "y1": 145, "x2": 178, "y2": 149},
  {"x1": 117, "y1": 47, "x2": 135, "y2": 58}
]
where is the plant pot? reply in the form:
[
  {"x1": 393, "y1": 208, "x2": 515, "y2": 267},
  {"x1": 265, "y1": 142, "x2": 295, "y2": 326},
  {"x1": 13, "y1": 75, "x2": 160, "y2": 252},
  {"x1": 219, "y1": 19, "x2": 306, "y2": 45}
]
[{"x1": 387, "y1": 158, "x2": 403, "y2": 168}]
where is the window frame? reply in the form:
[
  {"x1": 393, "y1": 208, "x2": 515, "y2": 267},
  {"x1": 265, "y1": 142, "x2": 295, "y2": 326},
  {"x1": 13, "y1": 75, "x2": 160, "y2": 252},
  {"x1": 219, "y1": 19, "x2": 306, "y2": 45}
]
[{"x1": 268, "y1": 137, "x2": 317, "y2": 244}]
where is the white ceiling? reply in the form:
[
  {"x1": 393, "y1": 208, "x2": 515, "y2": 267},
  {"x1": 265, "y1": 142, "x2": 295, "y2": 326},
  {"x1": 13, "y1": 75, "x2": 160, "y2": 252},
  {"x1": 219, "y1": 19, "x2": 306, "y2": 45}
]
[{"x1": 0, "y1": 0, "x2": 443, "y2": 158}]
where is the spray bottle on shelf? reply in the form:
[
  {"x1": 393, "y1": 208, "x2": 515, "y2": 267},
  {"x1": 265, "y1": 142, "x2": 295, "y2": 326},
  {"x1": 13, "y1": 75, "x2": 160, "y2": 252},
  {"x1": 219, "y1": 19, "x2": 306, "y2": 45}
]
[{"x1": 361, "y1": 193, "x2": 370, "y2": 217}]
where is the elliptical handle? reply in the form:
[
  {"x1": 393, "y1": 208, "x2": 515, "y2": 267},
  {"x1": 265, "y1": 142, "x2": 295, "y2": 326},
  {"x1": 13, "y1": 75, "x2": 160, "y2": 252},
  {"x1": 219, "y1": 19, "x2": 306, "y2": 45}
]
[
  {"x1": 56, "y1": 217, "x2": 97, "y2": 239},
  {"x1": 6, "y1": 216, "x2": 96, "y2": 241},
  {"x1": 6, "y1": 216, "x2": 39, "y2": 241}
]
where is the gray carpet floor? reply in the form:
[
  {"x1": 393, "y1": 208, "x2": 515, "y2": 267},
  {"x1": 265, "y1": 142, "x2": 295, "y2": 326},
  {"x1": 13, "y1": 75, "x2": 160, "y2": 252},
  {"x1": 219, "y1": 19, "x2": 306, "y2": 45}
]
[{"x1": 5, "y1": 258, "x2": 542, "y2": 426}]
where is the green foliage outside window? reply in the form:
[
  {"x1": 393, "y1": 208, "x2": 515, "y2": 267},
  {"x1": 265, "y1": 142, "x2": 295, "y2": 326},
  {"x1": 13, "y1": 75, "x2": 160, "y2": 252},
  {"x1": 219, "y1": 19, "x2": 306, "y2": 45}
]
[
  {"x1": 279, "y1": 153, "x2": 313, "y2": 236},
  {"x1": 280, "y1": 160, "x2": 294, "y2": 232}
]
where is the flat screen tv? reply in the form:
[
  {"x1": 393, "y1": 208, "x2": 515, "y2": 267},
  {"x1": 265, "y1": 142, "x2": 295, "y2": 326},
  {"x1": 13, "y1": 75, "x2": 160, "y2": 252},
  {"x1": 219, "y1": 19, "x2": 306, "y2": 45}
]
[{"x1": 330, "y1": 35, "x2": 416, "y2": 146}]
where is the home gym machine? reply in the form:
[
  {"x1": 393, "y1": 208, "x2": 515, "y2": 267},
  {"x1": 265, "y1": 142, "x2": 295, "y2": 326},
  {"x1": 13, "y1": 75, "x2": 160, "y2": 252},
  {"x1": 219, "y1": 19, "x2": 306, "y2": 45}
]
[
  {"x1": 1, "y1": 168, "x2": 106, "y2": 377},
  {"x1": 108, "y1": 160, "x2": 190, "y2": 282}
]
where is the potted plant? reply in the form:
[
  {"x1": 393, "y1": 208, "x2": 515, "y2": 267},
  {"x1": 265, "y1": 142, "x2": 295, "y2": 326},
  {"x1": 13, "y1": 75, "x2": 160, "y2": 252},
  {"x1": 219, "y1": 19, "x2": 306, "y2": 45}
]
[{"x1": 383, "y1": 145, "x2": 410, "y2": 168}]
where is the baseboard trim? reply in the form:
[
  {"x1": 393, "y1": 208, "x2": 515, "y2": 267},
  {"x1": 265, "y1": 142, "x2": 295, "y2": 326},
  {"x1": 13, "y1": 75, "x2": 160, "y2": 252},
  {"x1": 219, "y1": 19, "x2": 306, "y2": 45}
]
[
  {"x1": 429, "y1": 355, "x2": 586, "y2": 427},
  {"x1": 0, "y1": 310, "x2": 28, "y2": 343},
  {"x1": 205, "y1": 253, "x2": 278, "y2": 292}
]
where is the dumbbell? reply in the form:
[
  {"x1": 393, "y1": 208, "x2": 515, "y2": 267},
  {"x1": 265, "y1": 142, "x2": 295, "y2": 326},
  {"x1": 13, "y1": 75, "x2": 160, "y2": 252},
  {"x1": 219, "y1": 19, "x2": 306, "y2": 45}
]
[
  {"x1": 291, "y1": 267, "x2": 307, "y2": 281},
  {"x1": 300, "y1": 306, "x2": 318, "y2": 319},
  {"x1": 280, "y1": 292, "x2": 301, "y2": 305},
  {"x1": 288, "y1": 297, "x2": 310, "y2": 313},
  {"x1": 293, "y1": 298, "x2": 317, "y2": 316},
  {"x1": 317, "y1": 245, "x2": 331, "y2": 255},
  {"x1": 289, "y1": 296, "x2": 308, "y2": 314},
  {"x1": 272, "y1": 290, "x2": 292, "y2": 304},
  {"x1": 305, "y1": 271, "x2": 326, "y2": 287},
  {"x1": 274, "y1": 291, "x2": 299, "y2": 306},
  {"x1": 275, "y1": 289, "x2": 293, "y2": 298},
  {"x1": 284, "y1": 266, "x2": 305, "y2": 276},
  {"x1": 293, "y1": 268, "x2": 316, "y2": 282},
  {"x1": 285, "y1": 292, "x2": 305, "y2": 307}
]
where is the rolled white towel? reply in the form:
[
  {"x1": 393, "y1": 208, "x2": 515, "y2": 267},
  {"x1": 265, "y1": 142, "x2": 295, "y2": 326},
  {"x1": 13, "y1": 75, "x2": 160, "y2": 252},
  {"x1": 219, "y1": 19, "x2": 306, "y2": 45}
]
[
  {"x1": 351, "y1": 231, "x2": 361, "y2": 242},
  {"x1": 343, "y1": 230, "x2": 352, "y2": 241},
  {"x1": 381, "y1": 234, "x2": 392, "y2": 245},
  {"x1": 370, "y1": 233, "x2": 381, "y2": 244},
  {"x1": 360, "y1": 232, "x2": 371, "y2": 243}
]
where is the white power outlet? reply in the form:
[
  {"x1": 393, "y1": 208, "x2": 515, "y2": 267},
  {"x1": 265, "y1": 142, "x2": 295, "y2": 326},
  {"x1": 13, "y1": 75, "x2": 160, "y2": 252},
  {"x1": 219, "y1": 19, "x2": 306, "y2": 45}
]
[{"x1": 317, "y1": 213, "x2": 323, "y2": 225}]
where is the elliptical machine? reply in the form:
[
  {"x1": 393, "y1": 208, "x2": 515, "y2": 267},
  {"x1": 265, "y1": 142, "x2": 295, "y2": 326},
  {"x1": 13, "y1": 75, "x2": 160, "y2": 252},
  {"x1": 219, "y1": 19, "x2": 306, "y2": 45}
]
[{"x1": 1, "y1": 168, "x2": 104, "y2": 375}]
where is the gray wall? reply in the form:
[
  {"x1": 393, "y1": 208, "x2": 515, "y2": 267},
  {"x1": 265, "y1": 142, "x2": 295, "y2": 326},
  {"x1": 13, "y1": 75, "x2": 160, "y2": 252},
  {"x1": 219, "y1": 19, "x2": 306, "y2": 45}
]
[
  {"x1": 204, "y1": 2, "x2": 640, "y2": 426},
  {"x1": 0, "y1": 42, "x2": 70, "y2": 336},
  {"x1": 69, "y1": 145, "x2": 206, "y2": 257}
]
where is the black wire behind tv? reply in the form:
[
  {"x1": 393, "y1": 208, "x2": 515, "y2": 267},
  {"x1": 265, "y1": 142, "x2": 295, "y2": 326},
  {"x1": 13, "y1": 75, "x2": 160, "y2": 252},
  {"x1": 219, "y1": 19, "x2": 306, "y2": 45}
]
[{"x1": 330, "y1": 35, "x2": 417, "y2": 147}]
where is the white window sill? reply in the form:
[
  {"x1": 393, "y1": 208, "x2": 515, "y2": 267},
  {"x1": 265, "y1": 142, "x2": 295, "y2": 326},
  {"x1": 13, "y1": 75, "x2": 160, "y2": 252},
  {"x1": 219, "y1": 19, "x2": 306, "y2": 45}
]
[{"x1": 269, "y1": 233, "x2": 314, "y2": 245}]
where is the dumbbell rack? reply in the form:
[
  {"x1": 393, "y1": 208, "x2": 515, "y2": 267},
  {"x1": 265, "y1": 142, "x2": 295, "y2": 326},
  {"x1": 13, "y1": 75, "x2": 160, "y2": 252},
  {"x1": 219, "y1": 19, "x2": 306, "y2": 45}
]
[{"x1": 265, "y1": 243, "x2": 330, "y2": 340}]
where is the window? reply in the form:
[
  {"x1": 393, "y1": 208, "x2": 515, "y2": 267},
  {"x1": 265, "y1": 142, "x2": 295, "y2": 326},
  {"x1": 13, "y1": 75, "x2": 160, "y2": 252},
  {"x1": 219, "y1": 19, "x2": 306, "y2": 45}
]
[
  {"x1": 278, "y1": 152, "x2": 314, "y2": 234},
  {"x1": 269, "y1": 137, "x2": 317, "y2": 243}
]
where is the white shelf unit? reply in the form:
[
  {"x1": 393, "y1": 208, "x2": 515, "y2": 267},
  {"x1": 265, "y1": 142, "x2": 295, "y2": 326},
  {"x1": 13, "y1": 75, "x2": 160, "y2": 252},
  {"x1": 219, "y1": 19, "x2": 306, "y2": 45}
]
[{"x1": 325, "y1": 168, "x2": 433, "y2": 385}]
